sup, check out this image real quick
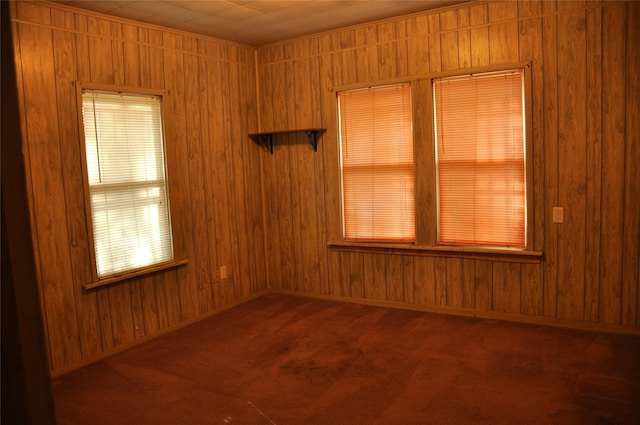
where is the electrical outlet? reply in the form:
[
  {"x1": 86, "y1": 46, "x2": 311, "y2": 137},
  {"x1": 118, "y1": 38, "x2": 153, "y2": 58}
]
[
  {"x1": 220, "y1": 265, "x2": 227, "y2": 280},
  {"x1": 552, "y1": 207, "x2": 564, "y2": 223}
]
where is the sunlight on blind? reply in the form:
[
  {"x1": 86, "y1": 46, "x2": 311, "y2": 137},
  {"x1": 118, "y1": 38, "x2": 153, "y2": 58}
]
[
  {"x1": 338, "y1": 84, "x2": 415, "y2": 241},
  {"x1": 434, "y1": 70, "x2": 526, "y2": 248},
  {"x1": 82, "y1": 91, "x2": 173, "y2": 277}
]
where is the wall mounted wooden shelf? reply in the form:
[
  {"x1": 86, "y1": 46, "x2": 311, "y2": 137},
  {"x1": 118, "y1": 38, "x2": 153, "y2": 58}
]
[{"x1": 249, "y1": 128, "x2": 326, "y2": 154}]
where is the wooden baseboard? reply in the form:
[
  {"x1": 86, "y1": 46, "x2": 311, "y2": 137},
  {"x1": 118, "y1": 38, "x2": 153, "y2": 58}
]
[{"x1": 270, "y1": 290, "x2": 640, "y2": 337}]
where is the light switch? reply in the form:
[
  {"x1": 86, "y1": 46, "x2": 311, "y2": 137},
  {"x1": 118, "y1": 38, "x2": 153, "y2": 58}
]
[
  {"x1": 220, "y1": 265, "x2": 227, "y2": 279},
  {"x1": 552, "y1": 207, "x2": 564, "y2": 223}
]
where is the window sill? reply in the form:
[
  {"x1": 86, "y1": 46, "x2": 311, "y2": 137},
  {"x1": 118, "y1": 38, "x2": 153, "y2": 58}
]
[
  {"x1": 328, "y1": 242, "x2": 543, "y2": 263},
  {"x1": 82, "y1": 259, "x2": 189, "y2": 291}
]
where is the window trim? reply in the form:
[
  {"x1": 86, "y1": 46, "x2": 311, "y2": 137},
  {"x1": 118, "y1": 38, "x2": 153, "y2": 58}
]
[
  {"x1": 75, "y1": 82, "x2": 183, "y2": 286},
  {"x1": 330, "y1": 62, "x2": 537, "y2": 258}
]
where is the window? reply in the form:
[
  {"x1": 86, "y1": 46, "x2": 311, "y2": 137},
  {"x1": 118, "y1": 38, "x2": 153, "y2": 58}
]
[
  {"x1": 433, "y1": 69, "x2": 526, "y2": 248},
  {"x1": 338, "y1": 83, "x2": 414, "y2": 241},
  {"x1": 80, "y1": 89, "x2": 174, "y2": 278}
]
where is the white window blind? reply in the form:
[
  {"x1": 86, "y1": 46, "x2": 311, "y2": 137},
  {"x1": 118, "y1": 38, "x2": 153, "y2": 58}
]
[
  {"x1": 81, "y1": 90, "x2": 174, "y2": 277},
  {"x1": 338, "y1": 83, "x2": 415, "y2": 241},
  {"x1": 433, "y1": 69, "x2": 526, "y2": 248}
]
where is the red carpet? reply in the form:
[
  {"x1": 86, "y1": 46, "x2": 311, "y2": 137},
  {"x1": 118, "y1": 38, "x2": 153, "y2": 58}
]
[{"x1": 53, "y1": 294, "x2": 640, "y2": 424}]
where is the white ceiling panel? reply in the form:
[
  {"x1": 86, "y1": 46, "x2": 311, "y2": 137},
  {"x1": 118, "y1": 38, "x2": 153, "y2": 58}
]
[{"x1": 51, "y1": 0, "x2": 470, "y2": 46}]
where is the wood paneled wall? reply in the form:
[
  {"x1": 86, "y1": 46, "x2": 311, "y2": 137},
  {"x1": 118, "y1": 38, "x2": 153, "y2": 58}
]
[
  {"x1": 9, "y1": 0, "x2": 640, "y2": 374},
  {"x1": 256, "y1": 1, "x2": 640, "y2": 331},
  {"x1": 10, "y1": 1, "x2": 266, "y2": 374}
]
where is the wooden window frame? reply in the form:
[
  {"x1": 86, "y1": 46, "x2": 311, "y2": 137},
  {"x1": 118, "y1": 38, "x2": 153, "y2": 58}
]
[
  {"x1": 329, "y1": 62, "x2": 540, "y2": 262},
  {"x1": 75, "y1": 82, "x2": 185, "y2": 290}
]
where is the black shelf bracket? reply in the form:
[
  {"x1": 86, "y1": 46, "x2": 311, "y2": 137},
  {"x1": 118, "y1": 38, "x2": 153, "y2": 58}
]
[
  {"x1": 249, "y1": 128, "x2": 326, "y2": 154},
  {"x1": 305, "y1": 130, "x2": 319, "y2": 152},
  {"x1": 250, "y1": 133, "x2": 274, "y2": 154}
]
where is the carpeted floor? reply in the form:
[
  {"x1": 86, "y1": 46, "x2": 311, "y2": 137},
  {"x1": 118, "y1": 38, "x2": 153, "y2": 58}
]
[{"x1": 52, "y1": 294, "x2": 640, "y2": 425}]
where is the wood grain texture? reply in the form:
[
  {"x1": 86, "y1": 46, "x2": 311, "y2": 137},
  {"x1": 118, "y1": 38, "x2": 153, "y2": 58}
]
[
  {"x1": 599, "y1": 3, "x2": 626, "y2": 324},
  {"x1": 556, "y1": 8, "x2": 587, "y2": 321},
  {"x1": 11, "y1": 1, "x2": 265, "y2": 373},
  {"x1": 255, "y1": 0, "x2": 638, "y2": 333},
  {"x1": 624, "y1": 1, "x2": 640, "y2": 328},
  {"x1": 11, "y1": 0, "x2": 640, "y2": 374},
  {"x1": 542, "y1": 0, "x2": 559, "y2": 319}
]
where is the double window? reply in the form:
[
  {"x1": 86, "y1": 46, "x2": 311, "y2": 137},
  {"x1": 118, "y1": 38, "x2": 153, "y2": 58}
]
[
  {"x1": 338, "y1": 68, "x2": 528, "y2": 250},
  {"x1": 80, "y1": 88, "x2": 174, "y2": 279}
]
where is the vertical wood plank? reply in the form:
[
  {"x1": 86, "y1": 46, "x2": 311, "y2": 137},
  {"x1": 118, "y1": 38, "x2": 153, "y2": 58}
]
[
  {"x1": 556, "y1": 8, "x2": 587, "y2": 321},
  {"x1": 87, "y1": 17, "x2": 113, "y2": 84},
  {"x1": 406, "y1": 15, "x2": 429, "y2": 76},
  {"x1": 488, "y1": 0, "x2": 519, "y2": 64},
  {"x1": 228, "y1": 47, "x2": 252, "y2": 300},
  {"x1": 96, "y1": 288, "x2": 114, "y2": 350},
  {"x1": 340, "y1": 30, "x2": 357, "y2": 85},
  {"x1": 584, "y1": 6, "x2": 602, "y2": 322},
  {"x1": 349, "y1": 252, "x2": 364, "y2": 298},
  {"x1": 434, "y1": 257, "x2": 447, "y2": 306},
  {"x1": 326, "y1": 250, "x2": 342, "y2": 296},
  {"x1": 403, "y1": 256, "x2": 415, "y2": 304},
  {"x1": 475, "y1": 260, "x2": 493, "y2": 311},
  {"x1": 199, "y1": 40, "x2": 219, "y2": 309},
  {"x1": 163, "y1": 32, "x2": 198, "y2": 320},
  {"x1": 377, "y1": 22, "x2": 396, "y2": 79},
  {"x1": 469, "y1": 3, "x2": 489, "y2": 67},
  {"x1": 206, "y1": 51, "x2": 231, "y2": 307},
  {"x1": 50, "y1": 9, "x2": 102, "y2": 361},
  {"x1": 623, "y1": 1, "x2": 640, "y2": 327},
  {"x1": 414, "y1": 256, "x2": 435, "y2": 306},
  {"x1": 161, "y1": 269, "x2": 181, "y2": 328},
  {"x1": 363, "y1": 254, "x2": 386, "y2": 301},
  {"x1": 221, "y1": 48, "x2": 242, "y2": 302},
  {"x1": 355, "y1": 26, "x2": 379, "y2": 82},
  {"x1": 138, "y1": 275, "x2": 159, "y2": 335},
  {"x1": 457, "y1": 7, "x2": 471, "y2": 69},
  {"x1": 338, "y1": 251, "x2": 351, "y2": 297},
  {"x1": 599, "y1": 3, "x2": 626, "y2": 324},
  {"x1": 309, "y1": 41, "x2": 330, "y2": 296},
  {"x1": 521, "y1": 263, "x2": 544, "y2": 315},
  {"x1": 427, "y1": 13, "x2": 441, "y2": 72},
  {"x1": 394, "y1": 21, "x2": 408, "y2": 78},
  {"x1": 317, "y1": 34, "x2": 338, "y2": 296},
  {"x1": 386, "y1": 255, "x2": 404, "y2": 302},
  {"x1": 153, "y1": 273, "x2": 169, "y2": 331},
  {"x1": 492, "y1": 262, "x2": 521, "y2": 314},
  {"x1": 446, "y1": 258, "x2": 463, "y2": 308},
  {"x1": 518, "y1": 2, "x2": 544, "y2": 253},
  {"x1": 320, "y1": 37, "x2": 342, "y2": 246},
  {"x1": 108, "y1": 284, "x2": 135, "y2": 345},
  {"x1": 542, "y1": 0, "x2": 559, "y2": 318},
  {"x1": 184, "y1": 47, "x2": 213, "y2": 314},
  {"x1": 440, "y1": 9, "x2": 459, "y2": 71},
  {"x1": 461, "y1": 259, "x2": 475, "y2": 309},
  {"x1": 110, "y1": 22, "x2": 124, "y2": 86},
  {"x1": 273, "y1": 91, "x2": 295, "y2": 293}
]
